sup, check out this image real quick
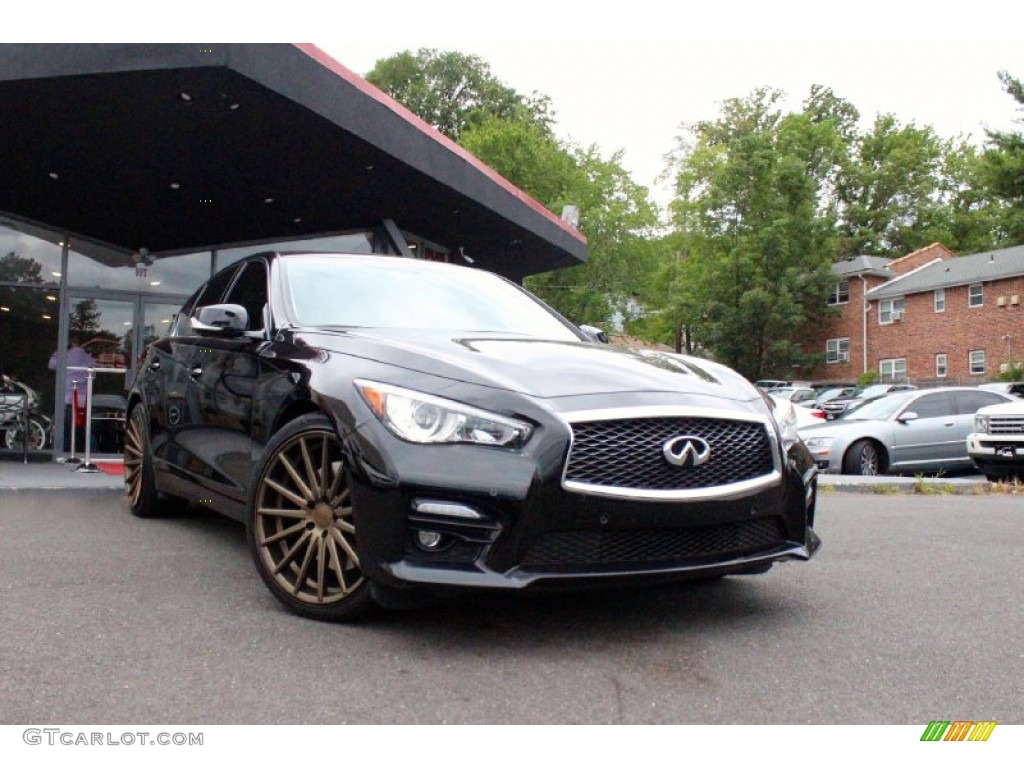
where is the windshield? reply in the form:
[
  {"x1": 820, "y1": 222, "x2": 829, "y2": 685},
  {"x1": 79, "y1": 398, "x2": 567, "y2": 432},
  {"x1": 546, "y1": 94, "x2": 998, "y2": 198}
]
[
  {"x1": 858, "y1": 384, "x2": 897, "y2": 399},
  {"x1": 279, "y1": 255, "x2": 582, "y2": 340},
  {"x1": 841, "y1": 392, "x2": 916, "y2": 421},
  {"x1": 818, "y1": 388, "x2": 846, "y2": 401}
]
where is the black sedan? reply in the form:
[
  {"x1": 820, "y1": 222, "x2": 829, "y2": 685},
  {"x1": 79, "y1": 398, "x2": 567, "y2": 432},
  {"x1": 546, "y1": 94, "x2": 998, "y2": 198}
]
[{"x1": 125, "y1": 252, "x2": 820, "y2": 621}]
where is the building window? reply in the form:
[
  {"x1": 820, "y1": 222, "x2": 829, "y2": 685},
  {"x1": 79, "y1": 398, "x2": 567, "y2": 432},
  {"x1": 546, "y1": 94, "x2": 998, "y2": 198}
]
[
  {"x1": 826, "y1": 337, "x2": 850, "y2": 364},
  {"x1": 935, "y1": 353, "x2": 947, "y2": 378},
  {"x1": 879, "y1": 358, "x2": 907, "y2": 381},
  {"x1": 969, "y1": 283, "x2": 983, "y2": 307},
  {"x1": 934, "y1": 288, "x2": 945, "y2": 313},
  {"x1": 827, "y1": 280, "x2": 850, "y2": 306},
  {"x1": 969, "y1": 349, "x2": 985, "y2": 375},
  {"x1": 879, "y1": 297, "x2": 905, "y2": 324}
]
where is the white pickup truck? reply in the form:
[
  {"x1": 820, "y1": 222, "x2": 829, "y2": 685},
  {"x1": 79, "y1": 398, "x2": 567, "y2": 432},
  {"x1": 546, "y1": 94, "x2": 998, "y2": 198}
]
[{"x1": 968, "y1": 399, "x2": 1024, "y2": 481}]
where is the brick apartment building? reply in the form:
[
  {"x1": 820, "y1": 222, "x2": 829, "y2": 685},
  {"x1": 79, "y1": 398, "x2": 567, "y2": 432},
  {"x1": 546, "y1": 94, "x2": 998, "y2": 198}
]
[{"x1": 806, "y1": 242, "x2": 1024, "y2": 384}]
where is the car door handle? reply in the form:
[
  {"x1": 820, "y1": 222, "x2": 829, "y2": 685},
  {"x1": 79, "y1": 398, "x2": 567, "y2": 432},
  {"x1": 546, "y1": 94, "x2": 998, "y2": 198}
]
[
  {"x1": 943, "y1": 422, "x2": 955, "y2": 427},
  {"x1": 190, "y1": 366, "x2": 203, "y2": 379}
]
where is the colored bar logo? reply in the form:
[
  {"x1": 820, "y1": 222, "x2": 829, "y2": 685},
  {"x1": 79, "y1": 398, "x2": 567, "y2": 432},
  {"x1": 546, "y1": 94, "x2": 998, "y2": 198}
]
[{"x1": 920, "y1": 720, "x2": 996, "y2": 741}]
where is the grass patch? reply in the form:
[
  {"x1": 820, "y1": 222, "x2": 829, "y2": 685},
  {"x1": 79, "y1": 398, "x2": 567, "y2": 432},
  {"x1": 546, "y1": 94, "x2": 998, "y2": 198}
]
[
  {"x1": 990, "y1": 477, "x2": 1024, "y2": 494},
  {"x1": 870, "y1": 484, "x2": 901, "y2": 495}
]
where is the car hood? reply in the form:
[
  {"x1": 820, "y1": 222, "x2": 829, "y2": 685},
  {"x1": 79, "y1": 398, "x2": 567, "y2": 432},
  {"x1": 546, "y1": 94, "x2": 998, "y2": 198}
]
[
  {"x1": 798, "y1": 417, "x2": 888, "y2": 437},
  {"x1": 977, "y1": 400, "x2": 1024, "y2": 416},
  {"x1": 296, "y1": 328, "x2": 759, "y2": 403}
]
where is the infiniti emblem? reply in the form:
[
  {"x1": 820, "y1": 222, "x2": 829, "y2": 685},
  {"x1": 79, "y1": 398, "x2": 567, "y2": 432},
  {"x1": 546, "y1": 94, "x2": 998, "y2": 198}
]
[{"x1": 662, "y1": 436, "x2": 711, "y2": 468}]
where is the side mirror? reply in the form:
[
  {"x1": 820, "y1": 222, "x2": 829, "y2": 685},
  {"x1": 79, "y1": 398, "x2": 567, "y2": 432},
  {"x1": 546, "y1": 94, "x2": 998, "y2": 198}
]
[
  {"x1": 579, "y1": 324, "x2": 609, "y2": 344},
  {"x1": 897, "y1": 411, "x2": 919, "y2": 423},
  {"x1": 192, "y1": 304, "x2": 249, "y2": 336}
]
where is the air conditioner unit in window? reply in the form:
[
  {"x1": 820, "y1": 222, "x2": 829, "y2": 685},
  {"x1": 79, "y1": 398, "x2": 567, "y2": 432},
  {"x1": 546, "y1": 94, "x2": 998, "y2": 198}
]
[
  {"x1": 890, "y1": 310, "x2": 904, "y2": 322},
  {"x1": 838, "y1": 352, "x2": 850, "y2": 362}
]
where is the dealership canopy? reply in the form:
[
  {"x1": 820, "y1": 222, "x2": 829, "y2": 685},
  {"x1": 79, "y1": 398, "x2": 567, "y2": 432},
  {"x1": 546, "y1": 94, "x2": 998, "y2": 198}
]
[{"x1": 0, "y1": 43, "x2": 587, "y2": 280}]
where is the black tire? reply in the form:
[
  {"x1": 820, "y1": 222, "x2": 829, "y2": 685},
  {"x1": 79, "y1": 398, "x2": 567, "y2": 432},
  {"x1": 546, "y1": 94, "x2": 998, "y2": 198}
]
[
  {"x1": 124, "y1": 405, "x2": 181, "y2": 518},
  {"x1": 248, "y1": 412, "x2": 375, "y2": 622},
  {"x1": 843, "y1": 439, "x2": 884, "y2": 476}
]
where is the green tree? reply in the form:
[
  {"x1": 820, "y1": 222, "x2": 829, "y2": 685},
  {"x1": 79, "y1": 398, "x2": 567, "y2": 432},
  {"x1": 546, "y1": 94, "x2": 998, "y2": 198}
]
[
  {"x1": 365, "y1": 48, "x2": 552, "y2": 142},
  {"x1": 981, "y1": 70, "x2": 1024, "y2": 244},
  {"x1": 835, "y1": 115, "x2": 949, "y2": 258},
  {"x1": 368, "y1": 49, "x2": 661, "y2": 330},
  {"x1": 663, "y1": 87, "x2": 839, "y2": 379}
]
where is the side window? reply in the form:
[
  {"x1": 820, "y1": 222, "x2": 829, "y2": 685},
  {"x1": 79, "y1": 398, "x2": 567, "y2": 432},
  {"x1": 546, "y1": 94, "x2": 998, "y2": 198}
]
[
  {"x1": 174, "y1": 265, "x2": 240, "y2": 337},
  {"x1": 906, "y1": 392, "x2": 955, "y2": 419},
  {"x1": 170, "y1": 289, "x2": 202, "y2": 337},
  {"x1": 956, "y1": 390, "x2": 1007, "y2": 415},
  {"x1": 223, "y1": 261, "x2": 269, "y2": 332},
  {"x1": 195, "y1": 265, "x2": 241, "y2": 311}
]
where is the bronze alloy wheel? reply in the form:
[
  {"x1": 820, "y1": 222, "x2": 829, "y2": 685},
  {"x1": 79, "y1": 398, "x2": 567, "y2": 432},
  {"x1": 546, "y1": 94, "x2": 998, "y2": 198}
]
[
  {"x1": 123, "y1": 407, "x2": 145, "y2": 508},
  {"x1": 251, "y1": 415, "x2": 370, "y2": 620}
]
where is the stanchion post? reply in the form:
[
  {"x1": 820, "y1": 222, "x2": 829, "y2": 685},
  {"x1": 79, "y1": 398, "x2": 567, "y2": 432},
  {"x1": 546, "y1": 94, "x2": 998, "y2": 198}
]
[
  {"x1": 60, "y1": 380, "x2": 82, "y2": 465},
  {"x1": 75, "y1": 368, "x2": 99, "y2": 473},
  {"x1": 21, "y1": 385, "x2": 29, "y2": 464}
]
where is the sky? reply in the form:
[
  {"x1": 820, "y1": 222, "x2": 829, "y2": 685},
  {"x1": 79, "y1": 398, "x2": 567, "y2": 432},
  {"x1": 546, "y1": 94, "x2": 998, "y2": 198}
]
[
  {"x1": 325, "y1": 38, "x2": 1024, "y2": 209},
  {"x1": 20, "y1": 1, "x2": 1024, "y2": 211}
]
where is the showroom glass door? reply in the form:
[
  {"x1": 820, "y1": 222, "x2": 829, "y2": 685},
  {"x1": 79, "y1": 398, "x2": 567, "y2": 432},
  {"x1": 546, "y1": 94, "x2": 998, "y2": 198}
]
[
  {"x1": 63, "y1": 295, "x2": 135, "y2": 454},
  {"x1": 60, "y1": 294, "x2": 186, "y2": 455}
]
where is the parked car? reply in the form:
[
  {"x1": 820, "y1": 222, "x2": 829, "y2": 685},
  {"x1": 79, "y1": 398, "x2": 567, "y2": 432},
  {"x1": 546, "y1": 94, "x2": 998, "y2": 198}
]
[
  {"x1": 976, "y1": 382, "x2": 1024, "y2": 398},
  {"x1": 812, "y1": 386, "x2": 857, "y2": 409},
  {"x1": 769, "y1": 394, "x2": 824, "y2": 429},
  {"x1": 90, "y1": 393, "x2": 127, "y2": 454},
  {"x1": 769, "y1": 386, "x2": 817, "y2": 405},
  {"x1": 127, "y1": 252, "x2": 821, "y2": 621},
  {"x1": 800, "y1": 387, "x2": 1014, "y2": 475},
  {"x1": 819, "y1": 383, "x2": 917, "y2": 420},
  {"x1": 967, "y1": 399, "x2": 1024, "y2": 481},
  {"x1": 755, "y1": 379, "x2": 814, "y2": 392}
]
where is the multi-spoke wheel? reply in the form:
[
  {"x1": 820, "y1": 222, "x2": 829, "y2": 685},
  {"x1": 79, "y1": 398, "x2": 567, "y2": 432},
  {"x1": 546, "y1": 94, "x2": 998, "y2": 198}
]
[
  {"x1": 843, "y1": 439, "x2": 884, "y2": 476},
  {"x1": 248, "y1": 413, "x2": 373, "y2": 621},
  {"x1": 4, "y1": 417, "x2": 48, "y2": 451},
  {"x1": 124, "y1": 405, "x2": 178, "y2": 517}
]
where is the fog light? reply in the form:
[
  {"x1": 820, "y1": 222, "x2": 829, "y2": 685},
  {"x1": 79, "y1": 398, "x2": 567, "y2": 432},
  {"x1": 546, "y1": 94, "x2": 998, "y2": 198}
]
[{"x1": 415, "y1": 531, "x2": 445, "y2": 551}]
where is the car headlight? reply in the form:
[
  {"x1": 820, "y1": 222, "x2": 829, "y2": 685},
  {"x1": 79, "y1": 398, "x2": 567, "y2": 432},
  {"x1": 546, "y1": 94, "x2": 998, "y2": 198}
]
[
  {"x1": 802, "y1": 436, "x2": 835, "y2": 450},
  {"x1": 355, "y1": 380, "x2": 532, "y2": 448},
  {"x1": 974, "y1": 414, "x2": 990, "y2": 434}
]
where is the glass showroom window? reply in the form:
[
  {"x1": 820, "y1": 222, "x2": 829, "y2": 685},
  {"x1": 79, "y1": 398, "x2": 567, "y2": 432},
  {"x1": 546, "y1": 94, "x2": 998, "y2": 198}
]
[
  {"x1": 826, "y1": 337, "x2": 850, "y2": 364},
  {"x1": 934, "y1": 288, "x2": 945, "y2": 313},
  {"x1": 969, "y1": 350, "x2": 985, "y2": 375},
  {"x1": 827, "y1": 280, "x2": 850, "y2": 306},
  {"x1": 968, "y1": 283, "x2": 983, "y2": 307},
  {"x1": 879, "y1": 297, "x2": 905, "y2": 324},
  {"x1": 879, "y1": 358, "x2": 906, "y2": 381},
  {"x1": 935, "y1": 353, "x2": 947, "y2": 378}
]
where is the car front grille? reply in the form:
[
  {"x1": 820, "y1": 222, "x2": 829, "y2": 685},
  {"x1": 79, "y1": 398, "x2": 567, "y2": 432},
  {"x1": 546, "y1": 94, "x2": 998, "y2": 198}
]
[
  {"x1": 520, "y1": 518, "x2": 787, "y2": 572},
  {"x1": 563, "y1": 416, "x2": 775, "y2": 491},
  {"x1": 989, "y1": 416, "x2": 1024, "y2": 435}
]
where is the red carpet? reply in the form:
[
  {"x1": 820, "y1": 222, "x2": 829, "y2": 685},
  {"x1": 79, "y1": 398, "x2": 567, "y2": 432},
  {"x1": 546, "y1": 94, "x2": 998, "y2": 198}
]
[{"x1": 95, "y1": 462, "x2": 124, "y2": 476}]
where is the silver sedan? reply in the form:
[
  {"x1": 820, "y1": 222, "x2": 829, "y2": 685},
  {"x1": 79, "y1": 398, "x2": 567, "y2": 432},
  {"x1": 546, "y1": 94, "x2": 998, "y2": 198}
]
[{"x1": 799, "y1": 387, "x2": 1013, "y2": 475}]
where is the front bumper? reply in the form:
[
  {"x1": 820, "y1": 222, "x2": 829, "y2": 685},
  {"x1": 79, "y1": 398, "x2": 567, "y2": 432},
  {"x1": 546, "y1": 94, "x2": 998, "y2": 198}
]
[
  {"x1": 967, "y1": 434, "x2": 1024, "y2": 476},
  {"x1": 344, "y1": 414, "x2": 820, "y2": 592}
]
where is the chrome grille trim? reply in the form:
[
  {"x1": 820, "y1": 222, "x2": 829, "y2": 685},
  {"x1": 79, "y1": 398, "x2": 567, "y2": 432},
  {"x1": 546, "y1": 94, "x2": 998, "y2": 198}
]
[
  {"x1": 558, "y1": 406, "x2": 782, "y2": 501},
  {"x1": 989, "y1": 416, "x2": 1024, "y2": 435}
]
